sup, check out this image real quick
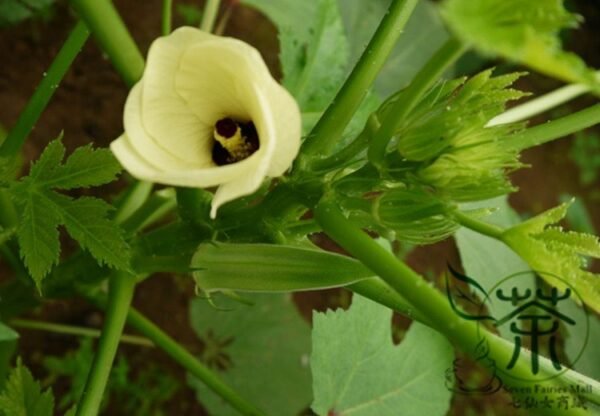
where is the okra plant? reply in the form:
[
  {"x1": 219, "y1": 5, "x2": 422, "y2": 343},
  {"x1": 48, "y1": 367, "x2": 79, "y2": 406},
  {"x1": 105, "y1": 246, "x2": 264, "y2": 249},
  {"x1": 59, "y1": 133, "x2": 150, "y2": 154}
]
[{"x1": 0, "y1": 0, "x2": 599, "y2": 415}]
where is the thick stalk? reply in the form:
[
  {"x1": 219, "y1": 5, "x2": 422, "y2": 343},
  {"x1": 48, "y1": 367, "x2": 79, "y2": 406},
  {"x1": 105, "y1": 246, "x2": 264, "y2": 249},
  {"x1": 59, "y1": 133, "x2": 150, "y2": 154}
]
[
  {"x1": 314, "y1": 200, "x2": 588, "y2": 416},
  {"x1": 351, "y1": 278, "x2": 600, "y2": 407},
  {"x1": 76, "y1": 272, "x2": 137, "y2": 416},
  {"x1": 298, "y1": 0, "x2": 420, "y2": 164},
  {"x1": 0, "y1": 21, "x2": 89, "y2": 157},
  {"x1": 506, "y1": 103, "x2": 600, "y2": 151},
  {"x1": 69, "y1": 0, "x2": 144, "y2": 87},
  {"x1": 368, "y1": 38, "x2": 466, "y2": 168}
]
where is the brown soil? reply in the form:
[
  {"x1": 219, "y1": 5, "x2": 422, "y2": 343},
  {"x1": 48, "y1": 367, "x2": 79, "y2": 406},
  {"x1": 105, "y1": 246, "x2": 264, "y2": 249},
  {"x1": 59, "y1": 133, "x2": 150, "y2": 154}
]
[{"x1": 0, "y1": 1, "x2": 598, "y2": 415}]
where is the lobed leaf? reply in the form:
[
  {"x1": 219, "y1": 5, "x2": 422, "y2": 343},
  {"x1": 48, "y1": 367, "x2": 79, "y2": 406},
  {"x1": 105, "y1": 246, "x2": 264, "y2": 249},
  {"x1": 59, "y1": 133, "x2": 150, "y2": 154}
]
[
  {"x1": 49, "y1": 194, "x2": 131, "y2": 272},
  {"x1": 441, "y1": 0, "x2": 597, "y2": 86},
  {"x1": 40, "y1": 144, "x2": 122, "y2": 190},
  {"x1": 311, "y1": 295, "x2": 453, "y2": 416},
  {"x1": 502, "y1": 200, "x2": 600, "y2": 313},
  {"x1": 188, "y1": 294, "x2": 312, "y2": 416},
  {"x1": 0, "y1": 0, "x2": 55, "y2": 28},
  {"x1": 14, "y1": 191, "x2": 61, "y2": 289},
  {"x1": 9, "y1": 138, "x2": 128, "y2": 287},
  {"x1": 0, "y1": 359, "x2": 54, "y2": 416}
]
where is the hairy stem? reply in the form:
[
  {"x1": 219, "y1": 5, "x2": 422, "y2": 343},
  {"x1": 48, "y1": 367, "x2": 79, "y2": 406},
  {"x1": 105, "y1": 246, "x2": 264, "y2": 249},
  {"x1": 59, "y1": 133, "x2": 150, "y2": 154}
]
[
  {"x1": 351, "y1": 278, "x2": 600, "y2": 407},
  {"x1": 314, "y1": 200, "x2": 589, "y2": 416},
  {"x1": 368, "y1": 37, "x2": 466, "y2": 168},
  {"x1": 70, "y1": 0, "x2": 144, "y2": 87},
  {"x1": 0, "y1": 21, "x2": 89, "y2": 157},
  {"x1": 76, "y1": 272, "x2": 137, "y2": 416},
  {"x1": 507, "y1": 103, "x2": 600, "y2": 151},
  {"x1": 298, "y1": 0, "x2": 420, "y2": 165}
]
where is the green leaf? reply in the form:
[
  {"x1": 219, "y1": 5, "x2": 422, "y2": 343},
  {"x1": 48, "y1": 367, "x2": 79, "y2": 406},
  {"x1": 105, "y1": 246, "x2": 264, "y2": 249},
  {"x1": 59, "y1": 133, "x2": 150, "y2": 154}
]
[
  {"x1": 502, "y1": 200, "x2": 600, "y2": 314},
  {"x1": 0, "y1": 323, "x2": 18, "y2": 389},
  {"x1": 0, "y1": 323, "x2": 18, "y2": 343},
  {"x1": 561, "y1": 194, "x2": 596, "y2": 234},
  {"x1": 10, "y1": 138, "x2": 129, "y2": 287},
  {"x1": 191, "y1": 243, "x2": 374, "y2": 293},
  {"x1": 441, "y1": 0, "x2": 597, "y2": 86},
  {"x1": 39, "y1": 144, "x2": 122, "y2": 190},
  {"x1": 0, "y1": 358, "x2": 54, "y2": 416},
  {"x1": 569, "y1": 132, "x2": 600, "y2": 186},
  {"x1": 0, "y1": 0, "x2": 55, "y2": 28},
  {"x1": 311, "y1": 295, "x2": 453, "y2": 416},
  {"x1": 455, "y1": 197, "x2": 535, "y2": 338},
  {"x1": 49, "y1": 195, "x2": 131, "y2": 272},
  {"x1": 15, "y1": 191, "x2": 61, "y2": 288},
  {"x1": 188, "y1": 294, "x2": 311, "y2": 416},
  {"x1": 339, "y1": 0, "x2": 450, "y2": 96},
  {"x1": 43, "y1": 338, "x2": 93, "y2": 410},
  {"x1": 242, "y1": 0, "x2": 349, "y2": 112},
  {"x1": 27, "y1": 139, "x2": 65, "y2": 183},
  {"x1": 558, "y1": 299, "x2": 600, "y2": 382}
]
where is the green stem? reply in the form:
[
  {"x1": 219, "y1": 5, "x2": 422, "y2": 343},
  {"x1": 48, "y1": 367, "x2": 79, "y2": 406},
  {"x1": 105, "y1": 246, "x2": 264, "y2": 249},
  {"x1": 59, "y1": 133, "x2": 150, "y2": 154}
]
[
  {"x1": 487, "y1": 73, "x2": 600, "y2": 127},
  {"x1": 348, "y1": 278, "x2": 432, "y2": 326},
  {"x1": 507, "y1": 103, "x2": 600, "y2": 151},
  {"x1": 453, "y1": 210, "x2": 504, "y2": 240},
  {"x1": 113, "y1": 181, "x2": 154, "y2": 225},
  {"x1": 162, "y1": 0, "x2": 173, "y2": 36},
  {"x1": 10, "y1": 318, "x2": 152, "y2": 347},
  {"x1": 368, "y1": 38, "x2": 466, "y2": 168},
  {"x1": 314, "y1": 200, "x2": 588, "y2": 416},
  {"x1": 87, "y1": 294, "x2": 265, "y2": 416},
  {"x1": 200, "y1": 0, "x2": 221, "y2": 33},
  {"x1": 298, "y1": 0, "x2": 420, "y2": 165},
  {"x1": 76, "y1": 272, "x2": 137, "y2": 416},
  {"x1": 69, "y1": 0, "x2": 144, "y2": 87},
  {"x1": 352, "y1": 278, "x2": 600, "y2": 407},
  {"x1": 0, "y1": 21, "x2": 89, "y2": 157},
  {"x1": 310, "y1": 115, "x2": 380, "y2": 172}
]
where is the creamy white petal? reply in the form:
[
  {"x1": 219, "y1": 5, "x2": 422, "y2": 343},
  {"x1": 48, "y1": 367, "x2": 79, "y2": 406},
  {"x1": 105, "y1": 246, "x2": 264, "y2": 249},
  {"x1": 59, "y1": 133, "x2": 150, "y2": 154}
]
[
  {"x1": 177, "y1": 40, "x2": 300, "y2": 177},
  {"x1": 264, "y1": 81, "x2": 302, "y2": 176},
  {"x1": 124, "y1": 83, "x2": 199, "y2": 171},
  {"x1": 142, "y1": 27, "x2": 215, "y2": 165},
  {"x1": 175, "y1": 40, "x2": 264, "y2": 124},
  {"x1": 110, "y1": 134, "x2": 164, "y2": 181}
]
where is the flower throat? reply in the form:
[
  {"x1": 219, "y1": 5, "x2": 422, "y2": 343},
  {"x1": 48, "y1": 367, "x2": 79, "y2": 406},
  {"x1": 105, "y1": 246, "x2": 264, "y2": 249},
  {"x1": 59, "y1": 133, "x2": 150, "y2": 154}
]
[{"x1": 212, "y1": 118, "x2": 260, "y2": 166}]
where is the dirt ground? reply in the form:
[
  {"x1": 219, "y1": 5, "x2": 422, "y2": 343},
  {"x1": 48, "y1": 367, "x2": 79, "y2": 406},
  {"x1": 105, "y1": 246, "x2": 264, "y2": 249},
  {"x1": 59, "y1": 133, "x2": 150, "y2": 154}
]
[{"x1": 0, "y1": 0, "x2": 598, "y2": 415}]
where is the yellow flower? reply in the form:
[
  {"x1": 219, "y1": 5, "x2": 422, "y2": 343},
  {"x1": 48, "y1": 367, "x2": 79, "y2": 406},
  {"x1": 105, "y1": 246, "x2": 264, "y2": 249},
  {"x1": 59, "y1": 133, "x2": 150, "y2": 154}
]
[{"x1": 110, "y1": 27, "x2": 301, "y2": 218}]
